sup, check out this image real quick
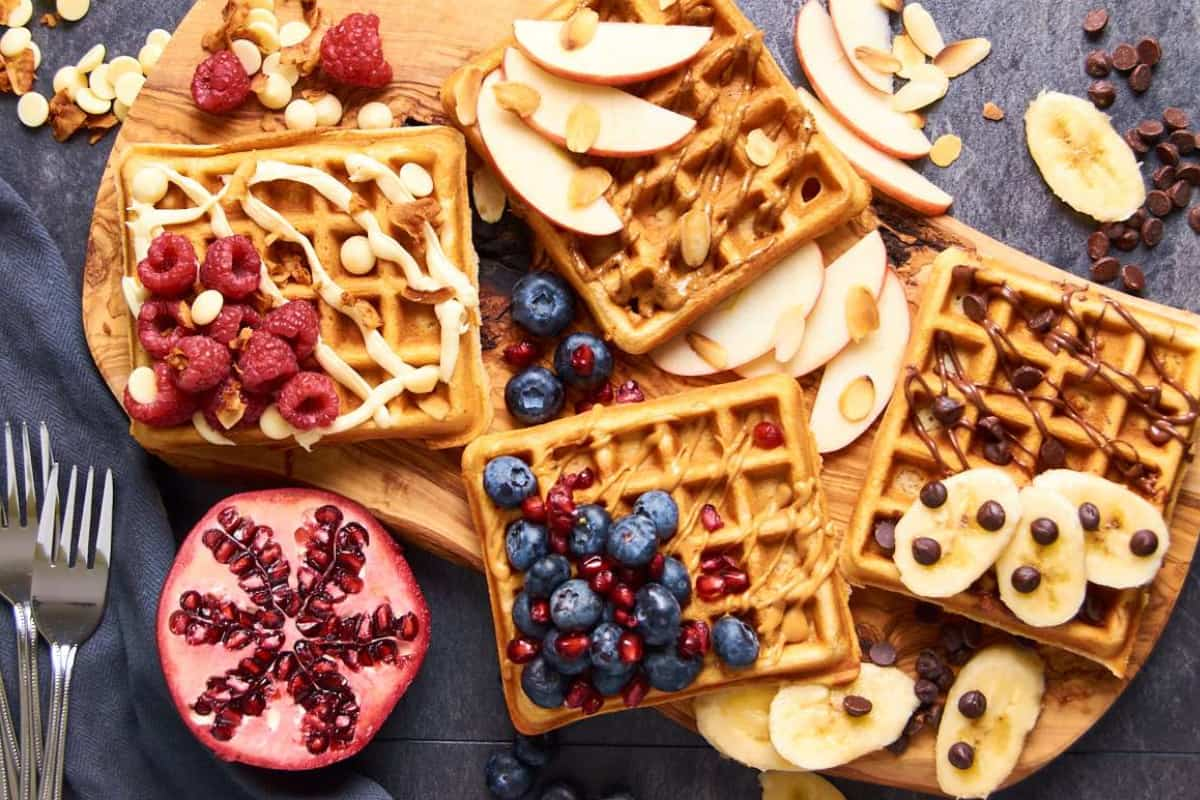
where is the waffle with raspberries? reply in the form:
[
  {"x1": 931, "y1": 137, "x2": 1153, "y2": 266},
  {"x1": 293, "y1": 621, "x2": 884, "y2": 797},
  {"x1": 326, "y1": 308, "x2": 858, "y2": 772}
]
[
  {"x1": 441, "y1": 0, "x2": 870, "y2": 354},
  {"x1": 115, "y1": 128, "x2": 491, "y2": 451},
  {"x1": 462, "y1": 374, "x2": 859, "y2": 734}
]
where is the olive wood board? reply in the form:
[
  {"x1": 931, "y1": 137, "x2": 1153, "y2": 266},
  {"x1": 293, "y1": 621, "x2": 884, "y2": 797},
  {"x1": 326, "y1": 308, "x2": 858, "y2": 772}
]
[{"x1": 78, "y1": 0, "x2": 1200, "y2": 793}]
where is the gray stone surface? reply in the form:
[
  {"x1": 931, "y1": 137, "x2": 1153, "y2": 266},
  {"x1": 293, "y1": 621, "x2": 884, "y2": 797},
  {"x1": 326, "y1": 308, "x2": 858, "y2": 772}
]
[{"x1": 4, "y1": 0, "x2": 1200, "y2": 798}]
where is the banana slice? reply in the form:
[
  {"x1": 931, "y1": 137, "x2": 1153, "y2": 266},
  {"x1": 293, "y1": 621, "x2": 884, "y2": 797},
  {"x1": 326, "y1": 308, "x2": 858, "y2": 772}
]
[
  {"x1": 996, "y1": 486, "x2": 1088, "y2": 627},
  {"x1": 695, "y1": 684, "x2": 798, "y2": 772},
  {"x1": 1031, "y1": 470, "x2": 1168, "y2": 588},
  {"x1": 892, "y1": 468, "x2": 1022, "y2": 598},
  {"x1": 936, "y1": 644, "x2": 1045, "y2": 799},
  {"x1": 1024, "y1": 91, "x2": 1146, "y2": 223},
  {"x1": 768, "y1": 664, "x2": 918, "y2": 771},
  {"x1": 760, "y1": 772, "x2": 847, "y2": 800}
]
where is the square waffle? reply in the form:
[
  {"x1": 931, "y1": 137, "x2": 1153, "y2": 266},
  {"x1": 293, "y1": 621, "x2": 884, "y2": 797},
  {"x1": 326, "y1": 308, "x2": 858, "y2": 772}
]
[
  {"x1": 462, "y1": 374, "x2": 859, "y2": 734},
  {"x1": 841, "y1": 249, "x2": 1200, "y2": 676},
  {"x1": 115, "y1": 128, "x2": 491, "y2": 451},
  {"x1": 441, "y1": 0, "x2": 870, "y2": 354}
]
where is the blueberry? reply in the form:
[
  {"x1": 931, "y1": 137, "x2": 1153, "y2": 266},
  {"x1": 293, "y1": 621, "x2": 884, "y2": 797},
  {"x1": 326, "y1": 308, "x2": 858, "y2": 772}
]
[
  {"x1": 592, "y1": 662, "x2": 636, "y2": 696},
  {"x1": 634, "y1": 583, "x2": 682, "y2": 646},
  {"x1": 659, "y1": 556, "x2": 691, "y2": 605},
  {"x1": 485, "y1": 751, "x2": 534, "y2": 800},
  {"x1": 606, "y1": 514, "x2": 659, "y2": 567},
  {"x1": 524, "y1": 554, "x2": 572, "y2": 598},
  {"x1": 512, "y1": 271, "x2": 575, "y2": 337},
  {"x1": 570, "y1": 504, "x2": 611, "y2": 558},
  {"x1": 506, "y1": 366, "x2": 566, "y2": 425},
  {"x1": 512, "y1": 591, "x2": 550, "y2": 639},
  {"x1": 632, "y1": 490, "x2": 679, "y2": 541},
  {"x1": 542, "y1": 629, "x2": 591, "y2": 675},
  {"x1": 483, "y1": 456, "x2": 538, "y2": 508},
  {"x1": 521, "y1": 656, "x2": 567, "y2": 709},
  {"x1": 513, "y1": 732, "x2": 556, "y2": 768},
  {"x1": 539, "y1": 781, "x2": 582, "y2": 800},
  {"x1": 553, "y1": 332, "x2": 614, "y2": 390},
  {"x1": 549, "y1": 578, "x2": 603, "y2": 632},
  {"x1": 712, "y1": 615, "x2": 760, "y2": 667},
  {"x1": 643, "y1": 649, "x2": 703, "y2": 692},
  {"x1": 589, "y1": 622, "x2": 624, "y2": 671},
  {"x1": 505, "y1": 518, "x2": 549, "y2": 570}
]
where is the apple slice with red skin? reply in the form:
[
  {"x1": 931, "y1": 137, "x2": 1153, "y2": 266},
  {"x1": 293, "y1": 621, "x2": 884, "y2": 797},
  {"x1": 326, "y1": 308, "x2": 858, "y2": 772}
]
[
  {"x1": 796, "y1": 87, "x2": 952, "y2": 216},
  {"x1": 501, "y1": 48, "x2": 696, "y2": 157},
  {"x1": 794, "y1": 0, "x2": 931, "y2": 160},
  {"x1": 512, "y1": 19, "x2": 712, "y2": 85},
  {"x1": 810, "y1": 269, "x2": 911, "y2": 453},
  {"x1": 475, "y1": 70, "x2": 622, "y2": 236},
  {"x1": 830, "y1": 0, "x2": 894, "y2": 94}
]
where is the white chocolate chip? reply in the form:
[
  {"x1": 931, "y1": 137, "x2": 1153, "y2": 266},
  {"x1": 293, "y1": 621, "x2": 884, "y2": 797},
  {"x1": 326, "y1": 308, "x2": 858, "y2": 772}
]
[
  {"x1": 261, "y1": 52, "x2": 298, "y2": 85},
  {"x1": 137, "y1": 43, "x2": 163, "y2": 72},
  {"x1": 56, "y1": 0, "x2": 90, "y2": 23},
  {"x1": 284, "y1": 98, "x2": 317, "y2": 130},
  {"x1": 28, "y1": 40, "x2": 40, "y2": 70},
  {"x1": 16, "y1": 92, "x2": 49, "y2": 128},
  {"x1": 340, "y1": 235, "x2": 376, "y2": 275},
  {"x1": 246, "y1": 8, "x2": 277, "y2": 27},
  {"x1": 145, "y1": 29, "x2": 172, "y2": 49},
  {"x1": 127, "y1": 366, "x2": 159, "y2": 405},
  {"x1": 107, "y1": 55, "x2": 142, "y2": 83},
  {"x1": 356, "y1": 101, "x2": 393, "y2": 130},
  {"x1": 245, "y1": 20, "x2": 281, "y2": 53},
  {"x1": 77, "y1": 43, "x2": 106, "y2": 73},
  {"x1": 256, "y1": 72, "x2": 292, "y2": 110},
  {"x1": 0, "y1": 27, "x2": 31, "y2": 59},
  {"x1": 278, "y1": 20, "x2": 311, "y2": 48},
  {"x1": 190, "y1": 289, "x2": 225, "y2": 326},
  {"x1": 312, "y1": 93, "x2": 343, "y2": 126},
  {"x1": 399, "y1": 162, "x2": 434, "y2": 198},
  {"x1": 131, "y1": 167, "x2": 169, "y2": 204},
  {"x1": 6, "y1": 0, "x2": 33, "y2": 27},
  {"x1": 53, "y1": 66, "x2": 86, "y2": 99},
  {"x1": 259, "y1": 405, "x2": 292, "y2": 440},
  {"x1": 74, "y1": 86, "x2": 112, "y2": 115},
  {"x1": 88, "y1": 63, "x2": 117, "y2": 101},
  {"x1": 230, "y1": 39, "x2": 262, "y2": 75},
  {"x1": 114, "y1": 72, "x2": 145, "y2": 107},
  {"x1": 113, "y1": 99, "x2": 130, "y2": 121},
  {"x1": 247, "y1": 0, "x2": 274, "y2": 9}
]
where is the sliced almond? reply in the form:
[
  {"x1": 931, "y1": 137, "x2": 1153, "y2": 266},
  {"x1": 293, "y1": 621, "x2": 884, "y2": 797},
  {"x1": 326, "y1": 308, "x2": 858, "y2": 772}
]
[
  {"x1": 454, "y1": 66, "x2": 483, "y2": 127},
  {"x1": 745, "y1": 128, "x2": 777, "y2": 167},
  {"x1": 982, "y1": 101, "x2": 1005, "y2": 121},
  {"x1": 934, "y1": 37, "x2": 992, "y2": 78},
  {"x1": 565, "y1": 102, "x2": 600, "y2": 153},
  {"x1": 855, "y1": 45, "x2": 902, "y2": 75},
  {"x1": 891, "y1": 63, "x2": 949, "y2": 112},
  {"x1": 561, "y1": 8, "x2": 599, "y2": 50},
  {"x1": 679, "y1": 208, "x2": 711, "y2": 268},
  {"x1": 878, "y1": 0, "x2": 904, "y2": 11},
  {"x1": 686, "y1": 331, "x2": 728, "y2": 370},
  {"x1": 839, "y1": 376, "x2": 876, "y2": 422},
  {"x1": 892, "y1": 33, "x2": 925, "y2": 79},
  {"x1": 930, "y1": 133, "x2": 962, "y2": 167},
  {"x1": 568, "y1": 166, "x2": 613, "y2": 207},
  {"x1": 902, "y1": 3, "x2": 945, "y2": 57},
  {"x1": 493, "y1": 80, "x2": 540, "y2": 117},
  {"x1": 472, "y1": 167, "x2": 506, "y2": 223},
  {"x1": 845, "y1": 285, "x2": 880, "y2": 343}
]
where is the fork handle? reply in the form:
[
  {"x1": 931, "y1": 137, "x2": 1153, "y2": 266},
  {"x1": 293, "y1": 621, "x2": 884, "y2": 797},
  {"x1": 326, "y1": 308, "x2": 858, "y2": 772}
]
[
  {"x1": 36, "y1": 644, "x2": 73, "y2": 800},
  {"x1": 0, "y1": 670, "x2": 18, "y2": 800},
  {"x1": 14, "y1": 603, "x2": 41, "y2": 800}
]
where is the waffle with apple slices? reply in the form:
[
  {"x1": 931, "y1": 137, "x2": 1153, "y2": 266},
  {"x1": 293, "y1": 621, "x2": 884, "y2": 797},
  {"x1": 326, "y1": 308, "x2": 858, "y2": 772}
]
[
  {"x1": 441, "y1": 0, "x2": 869, "y2": 355},
  {"x1": 462, "y1": 374, "x2": 859, "y2": 734},
  {"x1": 841, "y1": 248, "x2": 1200, "y2": 676},
  {"x1": 116, "y1": 128, "x2": 491, "y2": 451}
]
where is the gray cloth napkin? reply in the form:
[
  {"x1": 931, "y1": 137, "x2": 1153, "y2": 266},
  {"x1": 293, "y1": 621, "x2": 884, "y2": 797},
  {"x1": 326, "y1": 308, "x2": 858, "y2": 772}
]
[{"x1": 0, "y1": 176, "x2": 393, "y2": 800}]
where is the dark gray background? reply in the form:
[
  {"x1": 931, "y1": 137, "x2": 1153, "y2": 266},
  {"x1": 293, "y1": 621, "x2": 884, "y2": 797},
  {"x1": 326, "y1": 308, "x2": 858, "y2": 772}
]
[{"x1": 2, "y1": 0, "x2": 1198, "y2": 798}]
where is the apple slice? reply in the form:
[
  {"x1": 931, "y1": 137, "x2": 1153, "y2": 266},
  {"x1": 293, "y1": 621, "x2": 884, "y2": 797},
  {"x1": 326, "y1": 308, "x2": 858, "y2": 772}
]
[
  {"x1": 830, "y1": 0, "x2": 894, "y2": 94},
  {"x1": 649, "y1": 241, "x2": 824, "y2": 376},
  {"x1": 810, "y1": 269, "x2": 911, "y2": 453},
  {"x1": 794, "y1": 0, "x2": 931, "y2": 160},
  {"x1": 501, "y1": 48, "x2": 695, "y2": 157},
  {"x1": 796, "y1": 87, "x2": 952, "y2": 216},
  {"x1": 475, "y1": 70, "x2": 622, "y2": 236},
  {"x1": 512, "y1": 19, "x2": 712, "y2": 85}
]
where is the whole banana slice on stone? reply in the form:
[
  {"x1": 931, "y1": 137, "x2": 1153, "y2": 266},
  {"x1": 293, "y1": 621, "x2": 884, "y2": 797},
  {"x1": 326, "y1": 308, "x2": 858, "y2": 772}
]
[
  {"x1": 695, "y1": 684, "x2": 798, "y2": 772},
  {"x1": 759, "y1": 771, "x2": 847, "y2": 800},
  {"x1": 996, "y1": 486, "x2": 1088, "y2": 627}
]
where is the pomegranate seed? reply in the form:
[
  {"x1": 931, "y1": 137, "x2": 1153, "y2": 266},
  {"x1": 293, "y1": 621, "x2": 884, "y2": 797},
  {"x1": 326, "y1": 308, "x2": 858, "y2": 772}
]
[
  {"x1": 622, "y1": 671, "x2": 650, "y2": 708},
  {"x1": 578, "y1": 554, "x2": 610, "y2": 577},
  {"x1": 613, "y1": 608, "x2": 635, "y2": 628},
  {"x1": 564, "y1": 677, "x2": 594, "y2": 709},
  {"x1": 577, "y1": 382, "x2": 614, "y2": 413},
  {"x1": 502, "y1": 340, "x2": 540, "y2": 368},
  {"x1": 217, "y1": 506, "x2": 240, "y2": 530},
  {"x1": 570, "y1": 344, "x2": 595, "y2": 376},
  {"x1": 521, "y1": 495, "x2": 547, "y2": 522},
  {"x1": 610, "y1": 584, "x2": 636, "y2": 610},
  {"x1": 547, "y1": 487, "x2": 575, "y2": 513},
  {"x1": 555, "y1": 631, "x2": 590, "y2": 659},
  {"x1": 615, "y1": 566, "x2": 645, "y2": 589},
  {"x1": 549, "y1": 529, "x2": 570, "y2": 554},
  {"x1": 397, "y1": 612, "x2": 420, "y2": 640},
  {"x1": 618, "y1": 631, "x2": 644, "y2": 663},
  {"x1": 582, "y1": 691, "x2": 604, "y2": 714},
  {"x1": 615, "y1": 380, "x2": 644, "y2": 403},
  {"x1": 753, "y1": 420, "x2": 784, "y2": 449},
  {"x1": 506, "y1": 637, "x2": 541, "y2": 664},
  {"x1": 574, "y1": 468, "x2": 596, "y2": 490},
  {"x1": 589, "y1": 569, "x2": 615, "y2": 595},
  {"x1": 722, "y1": 569, "x2": 750, "y2": 594},
  {"x1": 530, "y1": 599, "x2": 551, "y2": 625},
  {"x1": 700, "y1": 504, "x2": 724, "y2": 532},
  {"x1": 314, "y1": 504, "x2": 343, "y2": 527},
  {"x1": 700, "y1": 554, "x2": 724, "y2": 574},
  {"x1": 696, "y1": 574, "x2": 726, "y2": 601},
  {"x1": 648, "y1": 553, "x2": 665, "y2": 580},
  {"x1": 677, "y1": 620, "x2": 711, "y2": 659}
]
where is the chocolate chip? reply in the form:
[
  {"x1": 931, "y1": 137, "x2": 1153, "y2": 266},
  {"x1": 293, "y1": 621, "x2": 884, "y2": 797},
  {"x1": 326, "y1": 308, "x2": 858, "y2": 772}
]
[
  {"x1": 1038, "y1": 437, "x2": 1067, "y2": 469},
  {"x1": 948, "y1": 741, "x2": 975, "y2": 770},
  {"x1": 1190, "y1": 206, "x2": 1200, "y2": 233},
  {"x1": 1180, "y1": 163, "x2": 1200, "y2": 186},
  {"x1": 915, "y1": 602, "x2": 942, "y2": 624},
  {"x1": 916, "y1": 648, "x2": 944, "y2": 679},
  {"x1": 962, "y1": 620, "x2": 983, "y2": 649},
  {"x1": 1090, "y1": 256, "x2": 1120, "y2": 283},
  {"x1": 1129, "y1": 63, "x2": 1152, "y2": 93},
  {"x1": 1101, "y1": 221, "x2": 1126, "y2": 240},
  {"x1": 1011, "y1": 565, "x2": 1042, "y2": 593},
  {"x1": 1088, "y1": 80, "x2": 1116, "y2": 108},
  {"x1": 1141, "y1": 217, "x2": 1164, "y2": 248},
  {"x1": 1031, "y1": 517, "x2": 1060, "y2": 545},
  {"x1": 1011, "y1": 364, "x2": 1044, "y2": 391},
  {"x1": 1085, "y1": 49, "x2": 1111, "y2": 77},
  {"x1": 1148, "y1": 420, "x2": 1174, "y2": 446},
  {"x1": 1086, "y1": 230, "x2": 1110, "y2": 260},
  {"x1": 886, "y1": 735, "x2": 910, "y2": 756},
  {"x1": 962, "y1": 292, "x2": 988, "y2": 322},
  {"x1": 920, "y1": 480, "x2": 948, "y2": 508},
  {"x1": 1169, "y1": 129, "x2": 1196, "y2": 155},
  {"x1": 1111, "y1": 43, "x2": 1138, "y2": 71},
  {"x1": 927, "y1": 702, "x2": 945, "y2": 729},
  {"x1": 1080, "y1": 587, "x2": 1107, "y2": 624},
  {"x1": 1136, "y1": 119, "x2": 1165, "y2": 141},
  {"x1": 1152, "y1": 165, "x2": 1176, "y2": 190},
  {"x1": 873, "y1": 518, "x2": 897, "y2": 556},
  {"x1": 1129, "y1": 529, "x2": 1159, "y2": 556},
  {"x1": 914, "y1": 678, "x2": 940, "y2": 705},
  {"x1": 1126, "y1": 207, "x2": 1149, "y2": 229},
  {"x1": 957, "y1": 689, "x2": 988, "y2": 719},
  {"x1": 1083, "y1": 8, "x2": 1109, "y2": 35},
  {"x1": 1079, "y1": 501, "x2": 1101, "y2": 530},
  {"x1": 869, "y1": 641, "x2": 897, "y2": 667},
  {"x1": 1114, "y1": 228, "x2": 1140, "y2": 251},
  {"x1": 1169, "y1": 179, "x2": 1192, "y2": 208},
  {"x1": 976, "y1": 414, "x2": 1006, "y2": 440},
  {"x1": 1122, "y1": 263, "x2": 1146, "y2": 293},
  {"x1": 1124, "y1": 128, "x2": 1150, "y2": 154},
  {"x1": 1147, "y1": 189, "x2": 1173, "y2": 217},
  {"x1": 1156, "y1": 141, "x2": 1180, "y2": 166},
  {"x1": 1136, "y1": 36, "x2": 1162, "y2": 66},
  {"x1": 904, "y1": 710, "x2": 927, "y2": 737},
  {"x1": 843, "y1": 694, "x2": 873, "y2": 717},
  {"x1": 1164, "y1": 107, "x2": 1190, "y2": 130},
  {"x1": 976, "y1": 500, "x2": 1006, "y2": 531},
  {"x1": 932, "y1": 395, "x2": 966, "y2": 426},
  {"x1": 983, "y1": 439, "x2": 1013, "y2": 465},
  {"x1": 913, "y1": 536, "x2": 942, "y2": 565}
]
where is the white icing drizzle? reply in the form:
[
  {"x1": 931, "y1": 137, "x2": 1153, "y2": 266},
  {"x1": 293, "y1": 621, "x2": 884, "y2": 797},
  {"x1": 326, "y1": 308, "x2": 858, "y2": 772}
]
[
  {"x1": 121, "y1": 276, "x2": 149, "y2": 316},
  {"x1": 435, "y1": 299, "x2": 467, "y2": 383}
]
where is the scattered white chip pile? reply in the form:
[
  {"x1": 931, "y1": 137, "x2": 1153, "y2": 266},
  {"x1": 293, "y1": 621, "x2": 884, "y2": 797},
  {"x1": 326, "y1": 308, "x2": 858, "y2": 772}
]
[{"x1": 357, "y1": 101, "x2": 394, "y2": 130}]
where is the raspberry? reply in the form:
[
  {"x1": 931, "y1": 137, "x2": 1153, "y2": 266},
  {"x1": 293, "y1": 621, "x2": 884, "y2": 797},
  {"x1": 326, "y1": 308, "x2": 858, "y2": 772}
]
[
  {"x1": 124, "y1": 362, "x2": 199, "y2": 428},
  {"x1": 320, "y1": 14, "x2": 393, "y2": 88},
  {"x1": 202, "y1": 377, "x2": 269, "y2": 431},
  {"x1": 202, "y1": 303, "x2": 262, "y2": 347},
  {"x1": 166, "y1": 335, "x2": 232, "y2": 393},
  {"x1": 137, "y1": 233, "x2": 198, "y2": 298},
  {"x1": 237, "y1": 331, "x2": 299, "y2": 393},
  {"x1": 276, "y1": 372, "x2": 340, "y2": 430},
  {"x1": 200, "y1": 235, "x2": 262, "y2": 300},
  {"x1": 137, "y1": 300, "x2": 195, "y2": 358},
  {"x1": 191, "y1": 50, "x2": 251, "y2": 114},
  {"x1": 263, "y1": 300, "x2": 320, "y2": 360}
]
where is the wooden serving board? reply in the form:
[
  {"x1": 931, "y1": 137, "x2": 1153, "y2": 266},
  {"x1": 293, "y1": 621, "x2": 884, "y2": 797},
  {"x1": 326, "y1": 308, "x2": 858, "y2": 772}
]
[{"x1": 79, "y1": 0, "x2": 1200, "y2": 793}]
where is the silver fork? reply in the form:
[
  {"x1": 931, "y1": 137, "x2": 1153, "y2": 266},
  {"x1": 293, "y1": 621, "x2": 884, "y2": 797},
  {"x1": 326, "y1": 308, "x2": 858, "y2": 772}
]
[
  {"x1": 31, "y1": 465, "x2": 111, "y2": 800},
  {"x1": 0, "y1": 423, "x2": 51, "y2": 800}
]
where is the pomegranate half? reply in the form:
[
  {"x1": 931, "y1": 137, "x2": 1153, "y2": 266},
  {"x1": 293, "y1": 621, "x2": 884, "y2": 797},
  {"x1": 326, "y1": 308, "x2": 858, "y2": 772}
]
[{"x1": 156, "y1": 489, "x2": 430, "y2": 769}]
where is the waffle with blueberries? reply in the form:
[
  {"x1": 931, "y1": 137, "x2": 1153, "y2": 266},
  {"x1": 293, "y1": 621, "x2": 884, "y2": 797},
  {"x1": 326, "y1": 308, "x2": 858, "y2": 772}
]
[{"x1": 462, "y1": 373, "x2": 859, "y2": 734}]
